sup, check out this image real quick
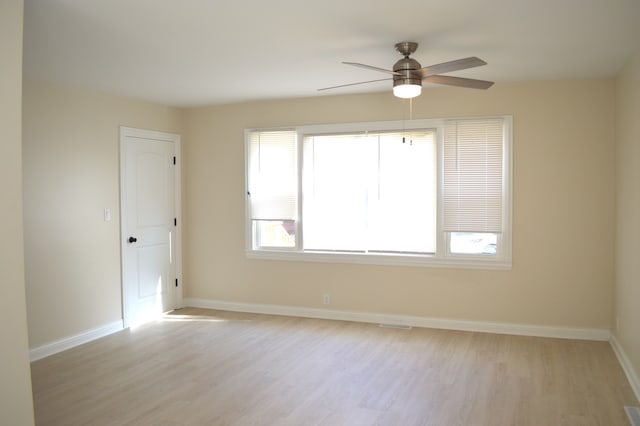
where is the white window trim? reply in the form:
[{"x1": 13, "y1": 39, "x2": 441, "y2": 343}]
[{"x1": 245, "y1": 116, "x2": 512, "y2": 270}]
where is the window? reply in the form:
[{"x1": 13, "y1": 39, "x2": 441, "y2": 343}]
[
  {"x1": 245, "y1": 117, "x2": 511, "y2": 269},
  {"x1": 302, "y1": 131, "x2": 436, "y2": 254},
  {"x1": 247, "y1": 130, "x2": 297, "y2": 248}
]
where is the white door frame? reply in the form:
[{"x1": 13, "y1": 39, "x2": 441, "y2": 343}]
[{"x1": 119, "y1": 126, "x2": 183, "y2": 327}]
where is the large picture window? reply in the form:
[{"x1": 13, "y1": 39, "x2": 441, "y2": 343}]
[{"x1": 245, "y1": 117, "x2": 512, "y2": 269}]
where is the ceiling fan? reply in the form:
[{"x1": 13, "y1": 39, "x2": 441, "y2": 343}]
[{"x1": 318, "y1": 41, "x2": 494, "y2": 99}]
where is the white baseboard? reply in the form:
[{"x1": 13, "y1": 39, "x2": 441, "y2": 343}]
[
  {"x1": 610, "y1": 334, "x2": 640, "y2": 403},
  {"x1": 183, "y1": 298, "x2": 611, "y2": 341},
  {"x1": 30, "y1": 320, "x2": 124, "y2": 362}
]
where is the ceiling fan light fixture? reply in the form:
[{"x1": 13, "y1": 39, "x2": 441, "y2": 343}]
[
  {"x1": 393, "y1": 82, "x2": 422, "y2": 99},
  {"x1": 318, "y1": 41, "x2": 494, "y2": 96},
  {"x1": 392, "y1": 55, "x2": 422, "y2": 99}
]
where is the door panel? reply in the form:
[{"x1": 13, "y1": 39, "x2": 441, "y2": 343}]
[{"x1": 136, "y1": 152, "x2": 168, "y2": 226}]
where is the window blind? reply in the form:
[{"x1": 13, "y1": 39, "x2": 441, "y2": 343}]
[
  {"x1": 443, "y1": 118, "x2": 504, "y2": 233},
  {"x1": 368, "y1": 131, "x2": 436, "y2": 253},
  {"x1": 302, "y1": 131, "x2": 436, "y2": 253},
  {"x1": 302, "y1": 133, "x2": 369, "y2": 251},
  {"x1": 248, "y1": 130, "x2": 297, "y2": 221}
]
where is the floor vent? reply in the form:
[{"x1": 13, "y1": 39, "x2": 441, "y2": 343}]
[
  {"x1": 626, "y1": 406, "x2": 640, "y2": 426},
  {"x1": 379, "y1": 323, "x2": 412, "y2": 330}
]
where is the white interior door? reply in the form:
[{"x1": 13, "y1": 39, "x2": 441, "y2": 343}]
[{"x1": 120, "y1": 127, "x2": 181, "y2": 327}]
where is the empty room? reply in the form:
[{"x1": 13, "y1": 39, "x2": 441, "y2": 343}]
[{"x1": 3, "y1": 0, "x2": 640, "y2": 424}]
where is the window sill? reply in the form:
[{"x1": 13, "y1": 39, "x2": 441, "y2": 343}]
[{"x1": 246, "y1": 249, "x2": 512, "y2": 270}]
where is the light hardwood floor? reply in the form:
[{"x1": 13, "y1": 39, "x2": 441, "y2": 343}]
[{"x1": 31, "y1": 308, "x2": 638, "y2": 425}]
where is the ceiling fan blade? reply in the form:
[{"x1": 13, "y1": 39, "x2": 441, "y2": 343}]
[
  {"x1": 418, "y1": 57, "x2": 487, "y2": 78},
  {"x1": 423, "y1": 75, "x2": 494, "y2": 89},
  {"x1": 343, "y1": 62, "x2": 402, "y2": 76},
  {"x1": 317, "y1": 77, "x2": 392, "y2": 92}
]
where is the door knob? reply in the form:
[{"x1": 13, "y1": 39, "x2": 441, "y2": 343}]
[{"x1": 128, "y1": 236, "x2": 138, "y2": 243}]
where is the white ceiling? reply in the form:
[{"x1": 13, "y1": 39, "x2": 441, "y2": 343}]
[{"x1": 23, "y1": 0, "x2": 640, "y2": 107}]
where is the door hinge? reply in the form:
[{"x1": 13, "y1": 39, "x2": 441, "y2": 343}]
[
  {"x1": 175, "y1": 278, "x2": 179, "y2": 287},
  {"x1": 174, "y1": 218, "x2": 177, "y2": 226},
  {"x1": 173, "y1": 156, "x2": 176, "y2": 165}
]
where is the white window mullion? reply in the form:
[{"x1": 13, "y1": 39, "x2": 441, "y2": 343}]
[{"x1": 296, "y1": 132, "x2": 304, "y2": 251}]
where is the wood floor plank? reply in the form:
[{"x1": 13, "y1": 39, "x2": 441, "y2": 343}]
[{"x1": 31, "y1": 308, "x2": 638, "y2": 425}]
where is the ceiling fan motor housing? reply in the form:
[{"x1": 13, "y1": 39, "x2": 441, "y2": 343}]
[{"x1": 393, "y1": 57, "x2": 422, "y2": 88}]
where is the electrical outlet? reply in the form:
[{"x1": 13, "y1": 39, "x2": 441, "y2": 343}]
[{"x1": 323, "y1": 294, "x2": 330, "y2": 305}]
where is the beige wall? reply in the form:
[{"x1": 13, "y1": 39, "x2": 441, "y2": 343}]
[
  {"x1": 22, "y1": 79, "x2": 183, "y2": 348},
  {"x1": 614, "y1": 50, "x2": 640, "y2": 385},
  {"x1": 0, "y1": 0, "x2": 35, "y2": 424},
  {"x1": 20, "y1": 75, "x2": 618, "y2": 351},
  {"x1": 183, "y1": 79, "x2": 615, "y2": 329}
]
